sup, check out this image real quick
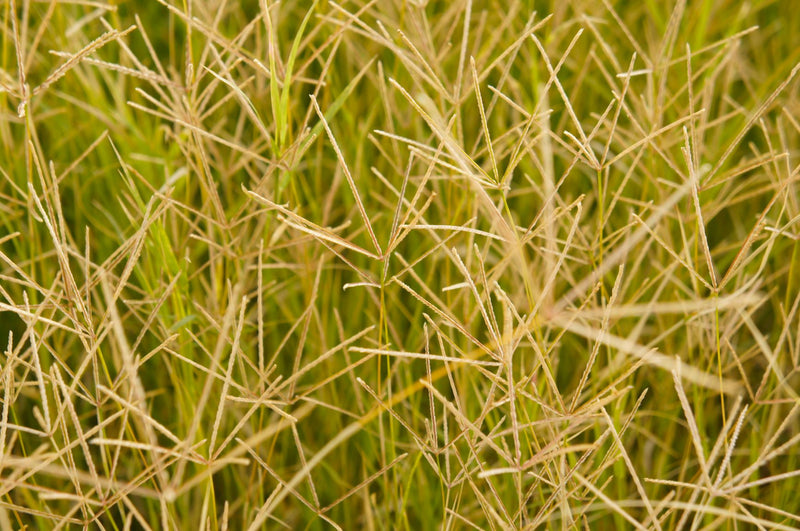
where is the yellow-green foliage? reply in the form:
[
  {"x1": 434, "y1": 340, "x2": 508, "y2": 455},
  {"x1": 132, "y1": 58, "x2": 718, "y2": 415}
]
[{"x1": 1, "y1": 0, "x2": 800, "y2": 528}]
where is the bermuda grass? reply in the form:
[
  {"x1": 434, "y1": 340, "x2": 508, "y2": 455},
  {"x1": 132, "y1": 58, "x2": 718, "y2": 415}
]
[{"x1": 2, "y1": 0, "x2": 800, "y2": 528}]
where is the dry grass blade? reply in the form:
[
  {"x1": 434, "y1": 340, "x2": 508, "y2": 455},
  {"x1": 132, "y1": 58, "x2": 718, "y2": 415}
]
[
  {"x1": 246, "y1": 188, "x2": 381, "y2": 260},
  {"x1": 310, "y1": 95, "x2": 382, "y2": 256},
  {"x1": 32, "y1": 25, "x2": 136, "y2": 98}
]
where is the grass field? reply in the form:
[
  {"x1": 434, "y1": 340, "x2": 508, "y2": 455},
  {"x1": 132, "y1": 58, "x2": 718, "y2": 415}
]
[{"x1": 2, "y1": 0, "x2": 800, "y2": 528}]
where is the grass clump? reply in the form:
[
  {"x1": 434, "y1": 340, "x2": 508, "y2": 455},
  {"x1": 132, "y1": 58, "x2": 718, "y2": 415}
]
[{"x1": 2, "y1": 0, "x2": 800, "y2": 528}]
